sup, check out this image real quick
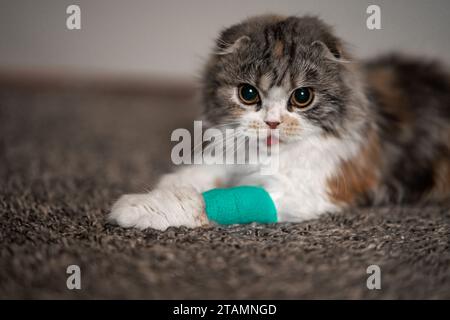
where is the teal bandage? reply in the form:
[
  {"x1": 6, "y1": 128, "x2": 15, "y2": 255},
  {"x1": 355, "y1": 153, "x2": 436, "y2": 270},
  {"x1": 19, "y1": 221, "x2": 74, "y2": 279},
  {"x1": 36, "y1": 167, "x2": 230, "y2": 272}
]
[{"x1": 202, "y1": 186, "x2": 277, "y2": 225}]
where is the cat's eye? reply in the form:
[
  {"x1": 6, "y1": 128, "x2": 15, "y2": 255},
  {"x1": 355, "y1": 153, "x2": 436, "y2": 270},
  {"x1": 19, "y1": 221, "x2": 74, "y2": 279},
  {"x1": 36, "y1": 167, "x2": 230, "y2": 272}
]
[
  {"x1": 290, "y1": 87, "x2": 314, "y2": 108},
  {"x1": 238, "y1": 84, "x2": 260, "y2": 105}
]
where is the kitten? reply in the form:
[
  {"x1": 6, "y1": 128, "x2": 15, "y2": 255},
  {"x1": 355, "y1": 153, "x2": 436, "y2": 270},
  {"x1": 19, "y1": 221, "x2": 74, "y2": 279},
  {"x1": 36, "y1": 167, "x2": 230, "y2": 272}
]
[{"x1": 109, "y1": 15, "x2": 450, "y2": 230}]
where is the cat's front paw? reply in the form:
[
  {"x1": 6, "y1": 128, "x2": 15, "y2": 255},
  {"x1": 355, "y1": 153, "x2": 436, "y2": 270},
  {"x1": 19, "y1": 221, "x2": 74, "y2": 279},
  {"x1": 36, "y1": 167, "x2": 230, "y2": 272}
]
[{"x1": 108, "y1": 188, "x2": 208, "y2": 231}]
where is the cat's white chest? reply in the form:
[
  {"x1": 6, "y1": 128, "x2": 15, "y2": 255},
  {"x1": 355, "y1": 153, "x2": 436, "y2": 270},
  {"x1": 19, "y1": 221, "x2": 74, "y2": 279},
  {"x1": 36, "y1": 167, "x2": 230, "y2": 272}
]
[{"x1": 226, "y1": 137, "x2": 358, "y2": 221}]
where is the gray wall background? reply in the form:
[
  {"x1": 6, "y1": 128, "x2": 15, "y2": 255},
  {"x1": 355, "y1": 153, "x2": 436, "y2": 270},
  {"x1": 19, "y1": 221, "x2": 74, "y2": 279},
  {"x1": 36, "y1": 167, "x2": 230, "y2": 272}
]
[{"x1": 1, "y1": 0, "x2": 449, "y2": 78}]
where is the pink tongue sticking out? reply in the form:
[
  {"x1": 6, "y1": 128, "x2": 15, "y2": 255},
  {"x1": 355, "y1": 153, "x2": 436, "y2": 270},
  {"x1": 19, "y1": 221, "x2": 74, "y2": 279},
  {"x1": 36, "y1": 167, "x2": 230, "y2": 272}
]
[{"x1": 267, "y1": 135, "x2": 279, "y2": 146}]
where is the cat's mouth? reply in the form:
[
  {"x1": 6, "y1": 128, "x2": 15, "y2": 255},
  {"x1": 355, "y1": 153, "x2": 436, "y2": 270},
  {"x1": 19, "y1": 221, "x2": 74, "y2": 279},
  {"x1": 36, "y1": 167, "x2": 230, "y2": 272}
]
[
  {"x1": 266, "y1": 134, "x2": 279, "y2": 146},
  {"x1": 243, "y1": 127, "x2": 284, "y2": 146},
  {"x1": 265, "y1": 130, "x2": 281, "y2": 146}
]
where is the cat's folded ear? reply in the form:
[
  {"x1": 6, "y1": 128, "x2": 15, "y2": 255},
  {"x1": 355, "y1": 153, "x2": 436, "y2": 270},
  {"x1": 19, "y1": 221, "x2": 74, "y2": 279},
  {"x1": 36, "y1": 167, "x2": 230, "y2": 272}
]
[
  {"x1": 215, "y1": 25, "x2": 250, "y2": 55},
  {"x1": 311, "y1": 39, "x2": 349, "y2": 63},
  {"x1": 215, "y1": 35, "x2": 250, "y2": 55}
]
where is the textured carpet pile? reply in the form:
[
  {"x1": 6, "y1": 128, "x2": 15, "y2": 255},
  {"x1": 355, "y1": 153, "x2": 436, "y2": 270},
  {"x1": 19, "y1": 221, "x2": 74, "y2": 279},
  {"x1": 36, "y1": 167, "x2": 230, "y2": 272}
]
[{"x1": 0, "y1": 83, "x2": 449, "y2": 299}]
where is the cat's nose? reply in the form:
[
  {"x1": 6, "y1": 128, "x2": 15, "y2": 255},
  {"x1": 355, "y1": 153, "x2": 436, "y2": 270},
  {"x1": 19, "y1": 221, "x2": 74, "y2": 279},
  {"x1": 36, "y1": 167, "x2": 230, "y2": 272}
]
[{"x1": 265, "y1": 121, "x2": 281, "y2": 129}]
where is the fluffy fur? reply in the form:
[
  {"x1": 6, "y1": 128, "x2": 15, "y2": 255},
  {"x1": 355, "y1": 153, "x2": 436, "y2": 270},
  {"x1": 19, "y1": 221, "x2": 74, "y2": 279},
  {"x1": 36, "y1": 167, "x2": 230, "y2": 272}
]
[{"x1": 109, "y1": 15, "x2": 450, "y2": 230}]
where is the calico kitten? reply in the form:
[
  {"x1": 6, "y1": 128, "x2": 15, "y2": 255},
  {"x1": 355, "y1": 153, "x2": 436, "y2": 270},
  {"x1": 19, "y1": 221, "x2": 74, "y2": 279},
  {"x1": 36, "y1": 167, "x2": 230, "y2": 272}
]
[{"x1": 109, "y1": 15, "x2": 450, "y2": 230}]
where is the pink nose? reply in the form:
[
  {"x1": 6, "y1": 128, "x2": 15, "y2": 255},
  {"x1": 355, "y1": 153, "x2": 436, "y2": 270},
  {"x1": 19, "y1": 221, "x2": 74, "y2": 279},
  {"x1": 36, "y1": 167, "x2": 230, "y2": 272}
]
[{"x1": 265, "y1": 121, "x2": 281, "y2": 129}]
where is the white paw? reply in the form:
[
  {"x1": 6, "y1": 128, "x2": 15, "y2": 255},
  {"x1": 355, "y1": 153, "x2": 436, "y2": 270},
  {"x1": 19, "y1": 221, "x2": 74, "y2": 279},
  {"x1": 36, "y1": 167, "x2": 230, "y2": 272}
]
[
  {"x1": 108, "y1": 194, "x2": 168, "y2": 230},
  {"x1": 108, "y1": 188, "x2": 207, "y2": 231}
]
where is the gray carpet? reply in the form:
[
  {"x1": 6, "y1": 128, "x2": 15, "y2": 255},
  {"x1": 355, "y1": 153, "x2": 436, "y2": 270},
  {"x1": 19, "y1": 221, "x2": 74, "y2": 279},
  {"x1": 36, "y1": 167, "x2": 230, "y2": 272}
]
[{"x1": 0, "y1": 82, "x2": 449, "y2": 299}]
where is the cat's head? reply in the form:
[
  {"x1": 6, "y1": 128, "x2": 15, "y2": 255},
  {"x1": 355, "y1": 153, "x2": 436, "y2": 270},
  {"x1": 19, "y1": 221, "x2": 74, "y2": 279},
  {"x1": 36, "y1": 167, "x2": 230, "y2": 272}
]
[{"x1": 202, "y1": 15, "x2": 369, "y2": 146}]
